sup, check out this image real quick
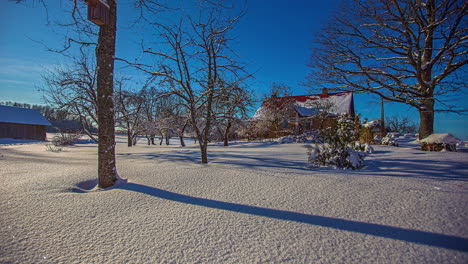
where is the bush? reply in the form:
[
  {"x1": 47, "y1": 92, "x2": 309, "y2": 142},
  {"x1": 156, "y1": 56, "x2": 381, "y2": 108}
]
[
  {"x1": 306, "y1": 114, "x2": 366, "y2": 170},
  {"x1": 354, "y1": 141, "x2": 374, "y2": 153},
  {"x1": 278, "y1": 130, "x2": 321, "y2": 144},
  {"x1": 52, "y1": 131, "x2": 82, "y2": 147},
  {"x1": 306, "y1": 144, "x2": 365, "y2": 169},
  {"x1": 381, "y1": 133, "x2": 399, "y2": 147}
]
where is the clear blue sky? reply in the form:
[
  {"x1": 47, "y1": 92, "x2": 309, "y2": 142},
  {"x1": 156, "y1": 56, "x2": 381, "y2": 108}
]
[{"x1": 1, "y1": 0, "x2": 467, "y2": 139}]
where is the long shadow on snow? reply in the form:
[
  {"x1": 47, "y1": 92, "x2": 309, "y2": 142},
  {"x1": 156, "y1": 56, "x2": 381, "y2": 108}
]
[
  {"x1": 120, "y1": 182, "x2": 468, "y2": 252},
  {"x1": 363, "y1": 158, "x2": 468, "y2": 182},
  {"x1": 118, "y1": 149, "x2": 310, "y2": 172}
]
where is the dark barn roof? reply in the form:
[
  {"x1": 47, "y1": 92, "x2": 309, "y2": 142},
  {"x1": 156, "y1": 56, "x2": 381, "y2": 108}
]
[{"x1": 0, "y1": 105, "x2": 51, "y2": 126}]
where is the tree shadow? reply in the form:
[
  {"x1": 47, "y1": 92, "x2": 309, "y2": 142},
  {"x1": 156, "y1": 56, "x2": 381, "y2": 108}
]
[
  {"x1": 119, "y1": 182, "x2": 468, "y2": 252},
  {"x1": 362, "y1": 158, "x2": 468, "y2": 181},
  {"x1": 116, "y1": 143, "x2": 468, "y2": 180}
]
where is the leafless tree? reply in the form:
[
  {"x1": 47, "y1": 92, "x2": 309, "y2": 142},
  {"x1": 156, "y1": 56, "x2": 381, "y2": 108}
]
[
  {"x1": 213, "y1": 80, "x2": 254, "y2": 146},
  {"x1": 41, "y1": 53, "x2": 99, "y2": 142},
  {"x1": 386, "y1": 116, "x2": 419, "y2": 134},
  {"x1": 16, "y1": 0, "x2": 171, "y2": 188},
  {"x1": 115, "y1": 79, "x2": 146, "y2": 147},
  {"x1": 131, "y1": 2, "x2": 248, "y2": 163},
  {"x1": 254, "y1": 83, "x2": 296, "y2": 138},
  {"x1": 305, "y1": 0, "x2": 467, "y2": 139}
]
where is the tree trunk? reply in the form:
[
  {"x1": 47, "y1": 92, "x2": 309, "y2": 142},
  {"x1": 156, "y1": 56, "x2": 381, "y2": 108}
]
[
  {"x1": 418, "y1": 104, "x2": 434, "y2": 140},
  {"x1": 179, "y1": 124, "x2": 187, "y2": 147},
  {"x1": 199, "y1": 141, "x2": 208, "y2": 163},
  {"x1": 97, "y1": 0, "x2": 118, "y2": 188},
  {"x1": 223, "y1": 120, "x2": 232, "y2": 146},
  {"x1": 127, "y1": 129, "x2": 132, "y2": 147}
]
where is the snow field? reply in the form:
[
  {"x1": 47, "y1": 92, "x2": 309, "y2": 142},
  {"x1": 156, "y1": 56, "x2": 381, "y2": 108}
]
[{"x1": 0, "y1": 135, "x2": 467, "y2": 263}]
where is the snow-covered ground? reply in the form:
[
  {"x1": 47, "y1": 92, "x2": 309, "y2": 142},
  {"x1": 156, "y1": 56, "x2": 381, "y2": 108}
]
[{"x1": 1, "y1": 135, "x2": 467, "y2": 263}]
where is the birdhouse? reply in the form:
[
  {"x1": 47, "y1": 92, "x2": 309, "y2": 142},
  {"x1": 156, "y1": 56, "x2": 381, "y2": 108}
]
[{"x1": 85, "y1": 0, "x2": 110, "y2": 26}]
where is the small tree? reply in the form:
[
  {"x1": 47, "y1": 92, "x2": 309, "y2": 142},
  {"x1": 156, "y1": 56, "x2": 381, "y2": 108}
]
[
  {"x1": 386, "y1": 116, "x2": 419, "y2": 134},
  {"x1": 41, "y1": 53, "x2": 99, "y2": 142},
  {"x1": 115, "y1": 80, "x2": 146, "y2": 147},
  {"x1": 254, "y1": 83, "x2": 296, "y2": 138},
  {"x1": 213, "y1": 80, "x2": 254, "y2": 146},
  {"x1": 307, "y1": 114, "x2": 365, "y2": 169}
]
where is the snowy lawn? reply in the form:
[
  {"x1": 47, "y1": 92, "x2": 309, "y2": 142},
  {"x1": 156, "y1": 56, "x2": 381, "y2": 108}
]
[{"x1": 1, "y1": 135, "x2": 467, "y2": 263}]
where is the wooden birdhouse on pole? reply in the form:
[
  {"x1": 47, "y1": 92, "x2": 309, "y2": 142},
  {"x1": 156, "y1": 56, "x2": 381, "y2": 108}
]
[{"x1": 85, "y1": 0, "x2": 110, "y2": 26}]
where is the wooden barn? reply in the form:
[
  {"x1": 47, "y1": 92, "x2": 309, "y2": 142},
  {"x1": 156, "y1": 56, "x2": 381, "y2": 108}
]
[{"x1": 0, "y1": 105, "x2": 51, "y2": 141}]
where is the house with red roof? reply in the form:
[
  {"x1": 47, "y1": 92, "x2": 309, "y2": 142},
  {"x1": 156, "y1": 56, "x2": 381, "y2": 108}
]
[{"x1": 252, "y1": 89, "x2": 355, "y2": 136}]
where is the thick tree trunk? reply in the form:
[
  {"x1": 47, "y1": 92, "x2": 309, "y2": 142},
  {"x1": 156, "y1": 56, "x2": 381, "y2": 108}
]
[
  {"x1": 97, "y1": 0, "x2": 118, "y2": 188},
  {"x1": 418, "y1": 108, "x2": 434, "y2": 140}
]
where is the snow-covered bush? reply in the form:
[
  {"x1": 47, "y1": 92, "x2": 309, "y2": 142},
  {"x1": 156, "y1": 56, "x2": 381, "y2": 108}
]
[
  {"x1": 354, "y1": 141, "x2": 374, "y2": 153},
  {"x1": 420, "y1": 133, "x2": 461, "y2": 152},
  {"x1": 306, "y1": 114, "x2": 366, "y2": 169},
  {"x1": 306, "y1": 144, "x2": 365, "y2": 169},
  {"x1": 278, "y1": 130, "x2": 321, "y2": 144},
  {"x1": 381, "y1": 133, "x2": 399, "y2": 147}
]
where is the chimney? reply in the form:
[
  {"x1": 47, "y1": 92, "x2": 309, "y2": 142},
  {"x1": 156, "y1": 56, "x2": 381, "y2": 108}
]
[{"x1": 322, "y1": 88, "x2": 328, "y2": 96}]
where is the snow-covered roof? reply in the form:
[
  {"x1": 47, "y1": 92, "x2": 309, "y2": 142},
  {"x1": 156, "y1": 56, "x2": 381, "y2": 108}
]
[
  {"x1": 420, "y1": 133, "x2": 461, "y2": 144},
  {"x1": 252, "y1": 92, "x2": 354, "y2": 119},
  {"x1": 363, "y1": 120, "x2": 380, "y2": 128},
  {"x1": 0, "y1": 105, "x2": 51, "y2": 126}
]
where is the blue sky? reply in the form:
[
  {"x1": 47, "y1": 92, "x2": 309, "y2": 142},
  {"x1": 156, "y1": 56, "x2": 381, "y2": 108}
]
[{"x1": 1, "y1": 0, "x2": 467, "y2": 139}]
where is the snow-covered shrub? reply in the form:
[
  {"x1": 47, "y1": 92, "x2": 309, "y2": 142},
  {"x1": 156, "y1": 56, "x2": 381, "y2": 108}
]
[
  {"x1": 381, "y1": 133, "x2": 399, "y2": 147},
  {"x1": 306, "y1": 114, "x2": 366, "y2": 169},
  {"x1": 420, "y1": 133, "x2": 461, "y2": 152},
  {"x1": 306, "y1": 144, "x2": 365, "y2": 169},
  {"x1": 354, "y1": 141, "x2": 374, "y2": 153},
  {"x1": 364, "y1": 144, "x2": 374, "y2": 154},
  {"x1": 278, "y1": 130, "x2": 321, "y2": 144}
]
